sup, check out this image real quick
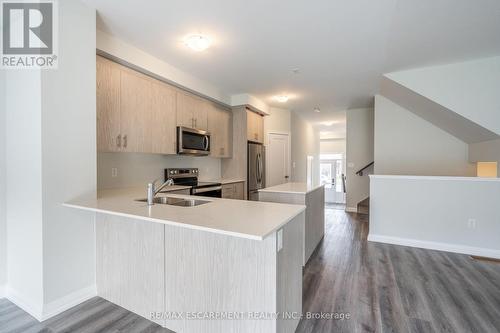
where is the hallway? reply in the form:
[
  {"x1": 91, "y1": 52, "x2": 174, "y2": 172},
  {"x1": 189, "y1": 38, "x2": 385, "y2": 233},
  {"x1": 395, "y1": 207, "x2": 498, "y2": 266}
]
[{"x1": 296, "y1": 208, "x2": 500, "y2": 333}]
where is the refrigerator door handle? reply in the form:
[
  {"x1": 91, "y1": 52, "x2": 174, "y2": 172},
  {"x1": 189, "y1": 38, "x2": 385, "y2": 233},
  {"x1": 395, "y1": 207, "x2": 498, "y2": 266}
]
[
  {"x1": 259, "y1": 154, "x2": 264, "y2": 187},
  {"x1": 256, "y1": 153, "x2": 260, "y2": 184}
]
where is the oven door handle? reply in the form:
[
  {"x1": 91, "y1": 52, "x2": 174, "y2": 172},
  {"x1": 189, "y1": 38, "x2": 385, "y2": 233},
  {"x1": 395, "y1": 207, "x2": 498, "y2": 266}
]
[{"x1": 192, "y1": 186, "x2": 222, "y2": 194}]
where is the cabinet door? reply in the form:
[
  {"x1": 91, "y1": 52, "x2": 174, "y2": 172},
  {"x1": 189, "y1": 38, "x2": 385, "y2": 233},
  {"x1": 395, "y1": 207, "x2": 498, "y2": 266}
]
[
  {"x1": 208, "y1": 105, "x2": 232, "y2": 158},
  {"x1": 151, "y1": 81, "x2": 177, "y2": 154},
  {"x1": 194, "y1": 100, "x2": 208, "y2": 131},
  {"x1": 256, "y1": 115, "x2": 264, "y2": 143},
  {"x1": 247, "y1": 110, "x2": 263, "y2": 143},
  {"x1": 120, "y1": 69, "x2": 152, "y2": 153},
  {"x1": 97, "y1": 56, "x2": 121, "y2": 152},
  {"x1": 176, "y1": 91, "x2": 198, "y2": 129},
  {"x1": 247, "y1": 110, "x2": 255, "y2": 142},
  {"x1": 207, "y1": 105, "x2": 221, "y2": 158},
  {"x1": 221, "y1": 184, "x2": 235, "y2": 199},
  {"x1": 219, "y1": 108, "x2": 232, "y2": 158},
  {"x1": 233, "y1": 182, "x2": 244, "y2": 200}
]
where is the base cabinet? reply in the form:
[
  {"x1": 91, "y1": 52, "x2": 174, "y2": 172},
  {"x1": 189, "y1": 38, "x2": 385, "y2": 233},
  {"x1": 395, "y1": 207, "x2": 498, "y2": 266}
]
[
  {"x1": 96, "y1": 211, "x2": 304, "y2": 333},
  {"x1": 222, "y1": 182, "x2": 245, "y2": 200}
]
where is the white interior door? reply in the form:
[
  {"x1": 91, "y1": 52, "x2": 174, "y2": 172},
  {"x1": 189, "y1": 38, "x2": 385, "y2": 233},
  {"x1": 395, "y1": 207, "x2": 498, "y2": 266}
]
[{"x1": 266, "y1": 133, "x2": 290, "y2": 187}]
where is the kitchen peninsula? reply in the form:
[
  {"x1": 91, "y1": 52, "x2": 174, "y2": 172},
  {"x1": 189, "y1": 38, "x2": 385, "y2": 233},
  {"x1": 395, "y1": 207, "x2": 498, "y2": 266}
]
[
  {"x1": 259, "y1": 183, "x2": 325, "y2": 264},
  {"x1": 65, "y1": 188, "x2": 305, "y2": 333}
]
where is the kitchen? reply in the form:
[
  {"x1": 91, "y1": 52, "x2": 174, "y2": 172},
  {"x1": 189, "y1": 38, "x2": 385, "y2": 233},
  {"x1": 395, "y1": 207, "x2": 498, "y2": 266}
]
[
  {"x1": 63, "y1": 42, "x2": 325, "y2": 332},
  {"x1": 3, "y1": 1, "x2": 500, "y2": 333}
]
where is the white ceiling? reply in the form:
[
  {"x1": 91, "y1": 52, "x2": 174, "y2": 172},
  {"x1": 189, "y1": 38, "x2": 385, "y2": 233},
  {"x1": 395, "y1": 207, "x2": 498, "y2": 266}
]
[{"x1": 83, "y1": 0, "x2": 500, "y2": 125}]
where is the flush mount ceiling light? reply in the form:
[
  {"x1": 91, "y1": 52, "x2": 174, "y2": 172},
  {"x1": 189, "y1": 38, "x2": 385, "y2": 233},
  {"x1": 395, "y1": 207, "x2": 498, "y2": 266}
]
[
  {"x1": 314, "y1": 107, "x2": 321, "y2": 113},
  {"x1": 184, "y1": 34, "x2": 211, "y2": 52},
  {"x1": 274, "y1": 95, "x2": 289, "y2": 103}
]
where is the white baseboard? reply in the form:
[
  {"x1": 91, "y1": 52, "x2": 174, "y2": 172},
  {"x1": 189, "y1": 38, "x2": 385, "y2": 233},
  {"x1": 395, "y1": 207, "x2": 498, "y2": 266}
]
[
  {"x1": 5, "y1": 284, "x2": 97, "y2": 322},
  {"x1": 41, "y1": 285, "x2": 97, "y2": 321},
  {"x1": 5, "y1": 286, "x2": 44, "y2": 321},
  {"x1": 345, "y1": 207, "x2": 358, "y2": 213},
  {"x1": 367, "y1": 234, "x2": 500, "y2": 259}
]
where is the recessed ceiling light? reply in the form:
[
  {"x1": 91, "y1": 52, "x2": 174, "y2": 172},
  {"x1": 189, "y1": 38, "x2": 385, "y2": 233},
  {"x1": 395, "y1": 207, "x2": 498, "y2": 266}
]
[
  {"x1": 314, "y1": 107, "x2": 321, "y2": 113},
  {"x1": 184, "y1": 34, "x2": 211, "y2": 52},
  {"x1": 274, "y1": 95, "x2": 289, "y2": 103}
]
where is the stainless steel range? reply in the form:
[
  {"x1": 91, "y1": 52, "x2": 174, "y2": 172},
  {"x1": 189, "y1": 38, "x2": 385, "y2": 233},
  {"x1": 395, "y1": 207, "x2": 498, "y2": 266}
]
[{"x1": 165, "y1": 168, "x2": 222, "y2": 198}]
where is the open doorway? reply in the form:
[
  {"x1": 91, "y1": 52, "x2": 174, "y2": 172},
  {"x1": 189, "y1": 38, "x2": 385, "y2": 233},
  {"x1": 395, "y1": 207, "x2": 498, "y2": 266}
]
[
  {"x1": 320, "y1": 154, "x2": 346, "y2": 206},
  {"x1": 320, "y1": 136, "x2": 346, "y2": 209}
]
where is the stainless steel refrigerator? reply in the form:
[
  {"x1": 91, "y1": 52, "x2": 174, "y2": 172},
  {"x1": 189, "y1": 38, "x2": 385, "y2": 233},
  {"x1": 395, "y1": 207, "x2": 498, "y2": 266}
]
[{"x1": 248, "y1": 142, "x2": 266, "y2": 201}]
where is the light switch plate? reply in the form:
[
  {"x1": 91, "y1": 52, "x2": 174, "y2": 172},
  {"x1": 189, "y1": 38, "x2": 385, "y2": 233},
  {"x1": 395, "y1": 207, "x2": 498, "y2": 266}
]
[
  {"x1": 347, "y1": 162, "x2": 355, "y2": 168},
  {"x1": 277, "y1": 229, "x2": 283, "y2": 252}
]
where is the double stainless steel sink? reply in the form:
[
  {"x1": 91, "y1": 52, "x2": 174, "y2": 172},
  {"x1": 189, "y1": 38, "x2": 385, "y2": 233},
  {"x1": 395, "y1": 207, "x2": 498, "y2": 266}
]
[{"x1": 135, "y1": 196, "x2": 210, "y2": 207}]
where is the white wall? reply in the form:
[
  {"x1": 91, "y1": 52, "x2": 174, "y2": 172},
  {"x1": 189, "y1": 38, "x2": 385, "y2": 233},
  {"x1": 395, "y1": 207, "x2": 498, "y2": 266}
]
[
  {"x1": 98, "y1": 153, "x2": 222, "y2": 189},
  {"x1": 40, "y1": 0, "x2": 96, "y2": 306},
  {"x1": 290, "y1": 112, "x2": 319, "y2": 184},
  {"x1": 374, "y1": 95, "x2": 475, "y2": 177},
  {"x1": 97, "y1": 30, "x2": 231, "y2": 106},
  {"x1": 346, "y1": 108, "x2": 374, "y2": 210},
  {"x1": 264, "y1": 107, "x2": 291, "y2": 144},
  {"x1": 320, "y1": 139, "x2": 346, "y2": 155},
  {"x1": 369, "y1": 175, "x2": 500, "y2": 259},
  {"x1": 386, "y1": 56, "x2": 500, "y2": 135},
  {"x1": 5, "y1": 70, "x2": 44, "y2": 312},
  {"x1": 0, "y1": 69, "x2": 7, "y2": 293},
  {"x1": 4, "y1": 0, "x2": 96, "y2": 319}
]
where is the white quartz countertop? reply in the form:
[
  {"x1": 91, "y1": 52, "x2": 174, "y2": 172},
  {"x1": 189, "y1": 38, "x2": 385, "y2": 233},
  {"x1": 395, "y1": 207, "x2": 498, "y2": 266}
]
[
  {"x1": 64, "y1": 187, "x2": 305, "y2": 241},
  {"x1": 259, "y1": 182, "x2": 325, "y2": 194}
]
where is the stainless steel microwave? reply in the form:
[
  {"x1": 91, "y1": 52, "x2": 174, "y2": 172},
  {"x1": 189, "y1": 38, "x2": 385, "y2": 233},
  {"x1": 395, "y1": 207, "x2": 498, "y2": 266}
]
[{"x1": 177, "y1": 126, "x2": 210, "y2": 156}]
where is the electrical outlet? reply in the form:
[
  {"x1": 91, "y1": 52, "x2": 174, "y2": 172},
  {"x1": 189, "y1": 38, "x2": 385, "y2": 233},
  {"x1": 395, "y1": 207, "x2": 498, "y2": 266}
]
[
  {"x1": 292, "y1": 162, "x2": 296, "y2": 169},
  {"x1": 277, "y1": 229, "x2": 283, "y2": 252},
  {"x1": 111, "y1": 168, "x2": 118, "y2": 178},
  {"x1": 467, "y1": 218, "x2": 477, "y2": 229}
]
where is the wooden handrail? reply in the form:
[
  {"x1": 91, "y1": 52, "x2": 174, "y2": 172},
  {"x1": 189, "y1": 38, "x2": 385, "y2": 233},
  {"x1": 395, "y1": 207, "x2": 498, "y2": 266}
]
[{"x1": 355, "y1": 161, "x2": 374, "y2": 176}]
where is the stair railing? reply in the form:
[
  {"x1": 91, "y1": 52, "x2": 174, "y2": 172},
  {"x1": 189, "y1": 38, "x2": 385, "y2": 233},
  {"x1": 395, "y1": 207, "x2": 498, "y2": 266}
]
[{"x1": 355, "y1": 161, "x2": 374, "y2": 176}]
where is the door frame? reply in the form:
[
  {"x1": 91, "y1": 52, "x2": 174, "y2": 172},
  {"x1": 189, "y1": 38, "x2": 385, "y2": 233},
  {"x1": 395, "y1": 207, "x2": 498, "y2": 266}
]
[{"x1": 266, "y1": 132, "x2": 291, "y2": 187}]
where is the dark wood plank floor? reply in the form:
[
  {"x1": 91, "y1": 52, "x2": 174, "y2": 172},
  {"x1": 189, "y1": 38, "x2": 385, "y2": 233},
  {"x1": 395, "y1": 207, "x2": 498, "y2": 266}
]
[
  {"x1": 0, "y1": 296, "x2": 173, "y2": 333},
  {"x1": 2, "y1": 207, "x2": 500, "y2": 333},
  {"x1": 296, "y1": 208, "x2": 500, "y2": 333}
]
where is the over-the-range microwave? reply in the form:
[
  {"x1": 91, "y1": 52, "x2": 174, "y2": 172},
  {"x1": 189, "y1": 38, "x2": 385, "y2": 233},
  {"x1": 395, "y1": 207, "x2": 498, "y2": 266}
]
[{"x1": 177, "y1": 126, "x2": 211, "y2": 156}]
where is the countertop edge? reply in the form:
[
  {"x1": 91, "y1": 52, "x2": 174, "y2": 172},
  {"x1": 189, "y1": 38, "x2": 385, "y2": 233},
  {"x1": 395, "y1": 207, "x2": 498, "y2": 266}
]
[
  {"x1": 259, "y1": 184, "x2": 325, "y2": 195},
  {"x1": 64, "y1": 202, "x2": 306, "y2": 241}
]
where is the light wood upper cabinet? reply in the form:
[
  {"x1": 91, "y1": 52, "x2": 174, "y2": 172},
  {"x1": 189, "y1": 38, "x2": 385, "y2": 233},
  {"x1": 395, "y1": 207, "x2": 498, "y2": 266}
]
[
  {"x1": 247, "y1": 109, "x2": 264, "y2": 143},
  {"x1": 97, "y1": 56, "x2": 121, "y2": 152},
  {"x1": 97, "y1": 55, "x2": 229, "y2": 157},
  {"x1": 120, "y1": 68, "x2": 153, "y2": 153},
  {"x1": 151, "y1": 81, "x2": 177, "y2": 154},
  {"x1": 208, "y1": 104, "x2": 232, "y2": 158},
  {"x1": 176, "y1": 91, "x2": 207, "y2": 130}
]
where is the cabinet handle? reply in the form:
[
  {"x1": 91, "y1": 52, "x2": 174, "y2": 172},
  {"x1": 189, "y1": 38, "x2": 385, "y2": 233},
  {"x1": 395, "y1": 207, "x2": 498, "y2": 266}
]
[
  {"x1": 117, "y1": 134, "x2": 121, "y2": 148},
  {"x1": 123, "y1": 135, "x2": 128, "y2": 148},
  {"x1": 195, "y1": 118, "x2": 197, "y2": 128}
]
